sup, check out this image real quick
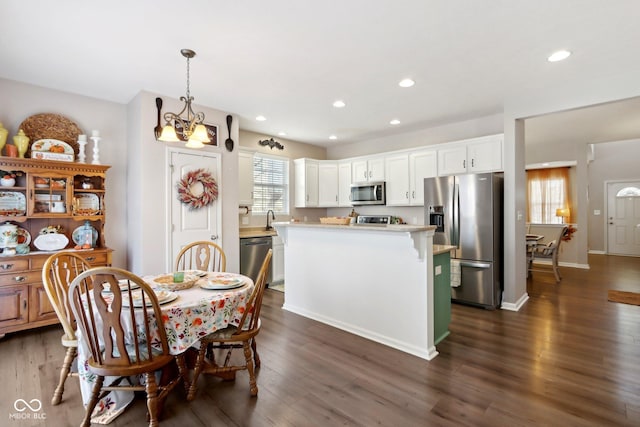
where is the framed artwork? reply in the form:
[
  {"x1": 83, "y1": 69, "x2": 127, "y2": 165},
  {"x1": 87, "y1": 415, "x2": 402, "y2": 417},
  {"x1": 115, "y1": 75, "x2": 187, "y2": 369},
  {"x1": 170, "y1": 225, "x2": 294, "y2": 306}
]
[{"x1": 174, "y1": 121, "x2": 218, "y2": 146}]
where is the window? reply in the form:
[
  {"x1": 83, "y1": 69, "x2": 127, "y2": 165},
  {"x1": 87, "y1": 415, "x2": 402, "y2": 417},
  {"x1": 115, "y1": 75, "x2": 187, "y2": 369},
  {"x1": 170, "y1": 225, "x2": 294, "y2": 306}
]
[
  {"x1": 252, "y1": 154, "x2": 289, "y2": 215},
  {"x1": 526, "y1": 167, "x2": 573, "y2": 224}
]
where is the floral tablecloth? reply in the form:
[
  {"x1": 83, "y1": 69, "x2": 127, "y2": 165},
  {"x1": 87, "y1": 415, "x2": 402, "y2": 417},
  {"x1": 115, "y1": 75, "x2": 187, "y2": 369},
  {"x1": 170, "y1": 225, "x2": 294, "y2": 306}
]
[{"x1": 76, "y1": 272, "x2": 254, "y2": 424}]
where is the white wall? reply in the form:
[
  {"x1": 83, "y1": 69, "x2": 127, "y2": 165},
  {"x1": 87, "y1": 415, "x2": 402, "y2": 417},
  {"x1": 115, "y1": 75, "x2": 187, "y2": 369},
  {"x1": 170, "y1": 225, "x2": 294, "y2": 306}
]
[
  {"x1": 588, "y1": 138, "x2": 640, "y2": 251},
  {"x1": 128, "y1": 91, "x2": 241, "y2": 274},
  {"x1": 0, "y1": 78, "x2": 128, "y2": 268}
]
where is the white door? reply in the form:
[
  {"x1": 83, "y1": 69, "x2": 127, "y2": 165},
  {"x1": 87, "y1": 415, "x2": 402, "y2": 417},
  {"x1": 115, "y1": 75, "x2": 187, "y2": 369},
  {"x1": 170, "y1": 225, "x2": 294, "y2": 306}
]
[
  {"x1": 337, "y1": 162, "x2": 352, "y2": 207},
  {"x1": 607, "y1": 181, "x2": 640, "y2": 256},
  {"x1": 318, "y1": 161, "x2": 338, "y2": 207},
  {"x1": 384, "y1": 154, "x2": 409, "y2": 206},
  {"x1": 170, "y1": 149, "x2": 222, "y2": 267},
  {"x1": 409, "y1": 149, "x2": 437, "y2": 206}
]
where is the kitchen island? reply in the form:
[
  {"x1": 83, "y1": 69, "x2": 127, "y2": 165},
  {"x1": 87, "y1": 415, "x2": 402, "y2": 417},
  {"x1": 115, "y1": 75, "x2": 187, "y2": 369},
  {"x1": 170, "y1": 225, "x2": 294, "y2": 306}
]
[{"x1": 273, "y1": 222, "x2": 439, "y2": 360}]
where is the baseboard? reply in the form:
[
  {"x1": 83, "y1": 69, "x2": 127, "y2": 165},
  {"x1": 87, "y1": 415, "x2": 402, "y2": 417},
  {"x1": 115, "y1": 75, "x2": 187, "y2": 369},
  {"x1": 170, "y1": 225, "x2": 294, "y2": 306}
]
[
  {"x1": 531, "y1": 260, "x2": 590, "y2": 269},
  {"x1": 589, "y1": 250, "x2": 606, "y2": 255},
  {"x1": 501, "y1": 293, "x2": 529, "y2": 311}
]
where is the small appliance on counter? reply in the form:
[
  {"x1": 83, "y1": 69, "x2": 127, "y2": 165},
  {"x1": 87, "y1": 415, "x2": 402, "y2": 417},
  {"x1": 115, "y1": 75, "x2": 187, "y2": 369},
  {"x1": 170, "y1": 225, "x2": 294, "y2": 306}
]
[{"x1": 356, "y1": 215, "x2": 391, "y2": 225}]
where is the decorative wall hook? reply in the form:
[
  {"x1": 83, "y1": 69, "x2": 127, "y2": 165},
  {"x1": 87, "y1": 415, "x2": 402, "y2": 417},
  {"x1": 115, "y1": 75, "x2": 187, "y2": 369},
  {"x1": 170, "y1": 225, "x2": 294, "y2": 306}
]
[{"x1": 258, "y1": 138, "x2": 284, "y2": 150}]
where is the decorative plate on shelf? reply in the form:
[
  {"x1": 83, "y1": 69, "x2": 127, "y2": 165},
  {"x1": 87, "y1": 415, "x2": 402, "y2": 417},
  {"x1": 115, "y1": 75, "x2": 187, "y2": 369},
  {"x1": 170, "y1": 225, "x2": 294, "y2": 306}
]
[
  {"x1": 33, "y1": 233, "x2": 69, "y2": 251},
  {"x1": 31, "y1": 139, "x2": 74, "y2": 155},
  {"x1": 73, "y1": 193, "x2": 100, "y2": 215},
  {"x1": 16, "y1": 227, "x2": 31, "y2": 246},
  {"x1": 72, "y1": 224, "x2": 98, "y2": 247},
  {"x1": 19, "y1": 113, "x2": 81, "y2": 157},
  {"x1": 0, "y1": 192, "x2": 26, "y2": 216}
]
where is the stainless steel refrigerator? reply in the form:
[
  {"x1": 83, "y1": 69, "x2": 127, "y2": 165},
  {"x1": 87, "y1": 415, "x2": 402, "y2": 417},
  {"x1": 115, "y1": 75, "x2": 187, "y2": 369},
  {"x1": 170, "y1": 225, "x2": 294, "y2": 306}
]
[{"x1": 424, "y1": 173, "x2": 503, "y2": 309}]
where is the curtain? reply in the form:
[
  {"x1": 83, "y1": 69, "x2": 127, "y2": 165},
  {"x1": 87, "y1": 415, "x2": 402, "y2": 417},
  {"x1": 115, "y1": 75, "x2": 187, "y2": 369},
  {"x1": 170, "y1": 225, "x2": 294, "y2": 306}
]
[{"x1": 526, "y1": 167, "x2": 573, "y2": 223}]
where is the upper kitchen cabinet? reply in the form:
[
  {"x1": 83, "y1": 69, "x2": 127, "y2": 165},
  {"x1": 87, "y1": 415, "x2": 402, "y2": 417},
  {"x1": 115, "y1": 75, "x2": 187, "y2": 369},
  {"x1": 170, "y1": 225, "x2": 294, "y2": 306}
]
[
  {"x1": 318, "y1": 161, "x2": 338, "y2": 207},
  {"x1": 409, "y1": 149, "x2": 437, "y2": 205},
  {"x1": 294, "y1": 158, "x2": 319, "y2": 208},
  {"x1": 385, "y1": 149, "x2": 437, "y2": 206},
  {"x1": 337, "y1": 161, "x2": 352, "y2": 207},
  {"x1": 351, "y1": 156, "x2": 384, "y2": 183},
  {"x1": 238, "y1": 149, "x2": 254, "y2": 206},
  {"x1": 438, "y1": 134, "x2": 503, "y2": 176}
]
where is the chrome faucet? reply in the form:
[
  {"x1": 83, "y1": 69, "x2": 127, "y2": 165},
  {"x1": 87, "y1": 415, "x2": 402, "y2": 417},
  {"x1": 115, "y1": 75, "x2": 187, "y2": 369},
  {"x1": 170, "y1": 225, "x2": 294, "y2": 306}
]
[{"x1": 266, "y1": 209, "x2": 276, "y2": 230}]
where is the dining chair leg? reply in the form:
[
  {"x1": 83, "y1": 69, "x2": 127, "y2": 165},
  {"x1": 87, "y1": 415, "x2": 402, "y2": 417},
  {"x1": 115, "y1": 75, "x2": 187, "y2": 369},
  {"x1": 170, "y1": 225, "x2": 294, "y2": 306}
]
[
  {"x1": 243, "y1": 341, "x2": 258, "y2": 396},
  {"x1": 187, "y1": 342, "x2": 208, "y2": 401},
  {"x1": 82, "y1": 375, "x2": 104, "y2": 427},
  {"x1": 251, "y1": 337, "x2": 260, "y2": 368},
  {"x1": 144, "y1": 372, "x2": 160, "y2": 427},
  {"x1": 174, "y1": 354, "x2": 190, "y2": 393},
  {"x1": 52, "y1": 346, "x2": 76, "y2": 405}
]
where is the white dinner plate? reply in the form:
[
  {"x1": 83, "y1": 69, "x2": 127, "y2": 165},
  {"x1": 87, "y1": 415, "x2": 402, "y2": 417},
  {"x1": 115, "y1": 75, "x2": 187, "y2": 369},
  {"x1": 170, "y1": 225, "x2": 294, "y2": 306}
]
[
  {"x1": 199, "y1": 275, "x2": 245, "y2": 290},
  {"x1": 102, "y1": 279, "x2": 141, "y2": 292},
  {"x1": 121, "y1": 290, "x2": 177, "y2": 307}
]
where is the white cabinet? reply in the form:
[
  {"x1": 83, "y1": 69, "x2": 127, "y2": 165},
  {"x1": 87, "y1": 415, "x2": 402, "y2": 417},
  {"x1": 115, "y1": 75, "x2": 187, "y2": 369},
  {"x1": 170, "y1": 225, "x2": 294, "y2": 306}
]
[
  {"x1": 352, "y1": 156, "x2": 384, "y2": 182},
  {"x1": 272, "y1": 235, "x2": 284, "y2": 284},
  {"x1": 385, "y1": 149, "x2": 437, "y2": 206},
  {"x1": 409, "y1": 149, "x2": 437, "y2": 205},
  {"x1": 238, "y1": 150, "x2": 254, "y2": 205},
  {"x1": 338, "y1": 161, "x2": 352, "y2": 207},
  {"x1": 467, "y1": 135, "x2": 503, "y2": 173},
  {"x1": 438, "y1": 134, "x2": 503, "y2": 176},
  {"x1": 385, "y1": 154, "x2": 410, "y2": 206},
  {"x1": 294, "y1": 158, "x2": 319, "y2": 207},
  {"x1": 318, "y1": 161, "x2": 338, "y2": 207}
]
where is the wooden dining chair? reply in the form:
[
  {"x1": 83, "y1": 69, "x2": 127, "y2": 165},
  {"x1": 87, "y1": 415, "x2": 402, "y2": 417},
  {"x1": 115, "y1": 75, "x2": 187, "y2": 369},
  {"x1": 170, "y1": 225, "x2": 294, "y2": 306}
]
[
  {"x1": 529, "y1": 226, "x2": 568, "y2": 282},
  {"x1": 42, "y1": 251, "x2": 92, "y2": 405},
  {"x1": 69, "y1": 267, "x2": 187, "y2": 427},
  {"x1": 175, "y1": 240, "x2": 226, "y2": 272},
  {"x1": 187, "y1": 249, "x2": 272, "y2": 401}
]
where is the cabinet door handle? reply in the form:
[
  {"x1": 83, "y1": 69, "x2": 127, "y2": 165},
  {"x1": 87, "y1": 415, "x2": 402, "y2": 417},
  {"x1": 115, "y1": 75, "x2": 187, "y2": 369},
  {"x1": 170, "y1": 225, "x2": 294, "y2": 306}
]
[
  {"x1": 85, "y1": 257, "x2": 96, "y2": 262},
  {"x1": 23, "y1": 299, "x2": 27, "y2": 310},
  {"x1": 364, "y1": 171, "x2": 367, "y2": 179},
  {"x1": 406, "y1": 191, "x2": 409, "y2": 199},
  {"x1": 335, "y1": 195, "x2": 338, "y2": 202},
  {"x1": 13, "y1": 276, "x2": 26, "y2": 282},
  {"x1": 471, "y1": 159, "x2": 475, "y2": 167},
  {"x1": 412, "y1": 191, "x2": 415, "y2": 199},
  {"x1": 0, "y1": 263, "x2": 14, "y2": 270},
  {"x1": 211, "y1": 235, "x2": 218, "y2": 241},
  {"x1": 369, "y1": 171, "x2": 372, "y2": 178},
  {"x1": 463, "y1": 160, "x2": 466, "y2": 169}
]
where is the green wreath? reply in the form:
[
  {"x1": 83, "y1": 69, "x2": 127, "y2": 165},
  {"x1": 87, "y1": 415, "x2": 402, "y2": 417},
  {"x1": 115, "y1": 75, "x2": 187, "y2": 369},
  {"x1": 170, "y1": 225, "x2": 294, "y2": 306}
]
[{"x1": 176, "y1": 168, "x2": 218, "y2": 210}]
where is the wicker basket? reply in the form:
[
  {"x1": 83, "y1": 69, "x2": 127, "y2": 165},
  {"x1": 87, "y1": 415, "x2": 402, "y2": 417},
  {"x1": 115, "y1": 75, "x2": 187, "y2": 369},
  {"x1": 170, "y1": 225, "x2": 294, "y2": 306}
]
[
  {"x1": 152, "y1": 273, "x2": 198, "y2": 291},
  {"x1": 320, "y1": 216, "x2": 352, "y2": 225}
]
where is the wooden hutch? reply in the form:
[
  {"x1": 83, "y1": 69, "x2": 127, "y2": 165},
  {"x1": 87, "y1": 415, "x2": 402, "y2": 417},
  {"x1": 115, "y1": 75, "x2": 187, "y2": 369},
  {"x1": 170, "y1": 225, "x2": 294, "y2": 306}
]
[{"x1": 0, "y1": 158, "x2": 111, "y2": 337}]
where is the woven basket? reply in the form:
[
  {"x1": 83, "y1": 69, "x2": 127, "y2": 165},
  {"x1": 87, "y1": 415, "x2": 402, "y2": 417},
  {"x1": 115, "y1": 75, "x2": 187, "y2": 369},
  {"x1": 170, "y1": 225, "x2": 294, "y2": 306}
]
[
  {"x1": 18, "y1": 113, "x2": 82, "y2": 158},
  {"x1": 320, "y1": 216, "x2": 351, "y2": 225},
  {"x1": 153, "y1": 273, "x2": 198, "y2": 291}
]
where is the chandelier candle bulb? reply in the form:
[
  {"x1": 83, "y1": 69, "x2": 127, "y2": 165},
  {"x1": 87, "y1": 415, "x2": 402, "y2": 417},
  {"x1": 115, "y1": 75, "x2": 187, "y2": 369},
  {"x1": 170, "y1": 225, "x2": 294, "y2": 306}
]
[{"x1": 91, "y1": 130, "x2": 100, "y2": 138}]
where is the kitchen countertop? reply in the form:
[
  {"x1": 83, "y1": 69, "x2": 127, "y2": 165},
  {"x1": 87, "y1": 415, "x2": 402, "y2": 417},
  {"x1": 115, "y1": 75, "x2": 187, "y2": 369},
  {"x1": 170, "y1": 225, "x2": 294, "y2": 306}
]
[
  {"x1": 433, "y1": 244, "x2": 456, "y2": 255},
  {"x1": 239, "y1": 227, "x2": 278, "y2": 238},
  {"x1": 272, "y1": 221, "x2": 436, "y2": 233}
]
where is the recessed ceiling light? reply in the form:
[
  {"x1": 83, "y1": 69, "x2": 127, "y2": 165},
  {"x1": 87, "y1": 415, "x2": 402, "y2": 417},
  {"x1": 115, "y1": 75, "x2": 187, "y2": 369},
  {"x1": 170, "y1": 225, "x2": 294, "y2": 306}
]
[
  {"x1": 256, "y1": 115, "x2": 266, "y2": 121},
  {"x1": 278, "y1": 131, "x2": 287, "y2": 136},
  {"x1": 398, "y1": 78, "x2": 415, "y2": 88},
  {"x1": 329, "y1": 135, "x2": 337, "y2": 140},
  {"x1": 333, "y1": 100, "x2": 346, "y2": 108},
  {"x1": 547, "y1": 50, "x2": 571, "y2": 62},
  {"x1": 390, "y1": 119, "x2": 401, "y2": 125}
]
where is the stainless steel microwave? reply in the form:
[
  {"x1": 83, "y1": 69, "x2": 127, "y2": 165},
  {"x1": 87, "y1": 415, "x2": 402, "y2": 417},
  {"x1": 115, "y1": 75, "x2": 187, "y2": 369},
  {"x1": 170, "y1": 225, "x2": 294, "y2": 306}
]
[{"x1": 350, "y1": 181, "x2": 386, "y2": 205}]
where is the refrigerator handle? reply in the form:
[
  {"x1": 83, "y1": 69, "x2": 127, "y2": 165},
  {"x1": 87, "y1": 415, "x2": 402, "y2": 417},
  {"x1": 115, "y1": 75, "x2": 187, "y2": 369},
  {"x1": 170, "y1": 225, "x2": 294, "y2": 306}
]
[{"x1": 452, "y1": 182, "x2": 460, "y2": 246}]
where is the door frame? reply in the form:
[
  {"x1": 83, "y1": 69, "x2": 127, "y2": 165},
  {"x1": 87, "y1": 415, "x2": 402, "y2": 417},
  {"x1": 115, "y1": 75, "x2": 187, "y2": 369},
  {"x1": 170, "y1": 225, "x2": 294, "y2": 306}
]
[
  {"x1": 604, "y1": 178, "x2": 640, "y2": 255},
  {"x1": 166, "y1": 146, "x2": 222, "y2": 269}
]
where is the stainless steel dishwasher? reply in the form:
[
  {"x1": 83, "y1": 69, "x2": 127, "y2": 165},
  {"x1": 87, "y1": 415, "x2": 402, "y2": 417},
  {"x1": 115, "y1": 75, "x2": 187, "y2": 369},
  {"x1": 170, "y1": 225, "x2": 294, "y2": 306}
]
[{"x1": 240, "y1": 236, "x2": 273, "y2": 285}]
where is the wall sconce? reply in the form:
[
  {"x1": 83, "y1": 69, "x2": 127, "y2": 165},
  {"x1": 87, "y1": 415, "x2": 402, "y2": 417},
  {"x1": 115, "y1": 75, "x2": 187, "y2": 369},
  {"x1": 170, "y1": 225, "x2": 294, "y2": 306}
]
[
  {"x1": 156, "y1": 49, "x2": 210, "y2": 149},
  {"x1": 556, "y1": 208, "x2": 570, "y2": 223},
  {"x1": 258, "y1": 138, "x2": 284, "y2": 150}
]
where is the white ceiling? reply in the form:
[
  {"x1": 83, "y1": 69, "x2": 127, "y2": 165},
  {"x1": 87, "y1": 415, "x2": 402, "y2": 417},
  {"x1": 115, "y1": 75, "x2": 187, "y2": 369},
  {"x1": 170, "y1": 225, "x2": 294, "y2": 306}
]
[{"x1": 1, "y1": 0, "x2": 639, "y2": 147}]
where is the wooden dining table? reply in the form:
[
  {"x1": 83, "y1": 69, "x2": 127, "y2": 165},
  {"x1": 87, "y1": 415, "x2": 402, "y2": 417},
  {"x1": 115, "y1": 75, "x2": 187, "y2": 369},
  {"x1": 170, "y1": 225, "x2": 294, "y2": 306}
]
[{"x1": 75, "y1": 271, "x2": 254, "y2": 424}]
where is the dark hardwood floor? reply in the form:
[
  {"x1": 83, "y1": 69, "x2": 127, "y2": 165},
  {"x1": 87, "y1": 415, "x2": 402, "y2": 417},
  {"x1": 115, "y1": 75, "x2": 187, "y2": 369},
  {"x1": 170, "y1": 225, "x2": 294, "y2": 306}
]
[{"x1": 1, "y1": 254, "x2": 638, "y2": 426}]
